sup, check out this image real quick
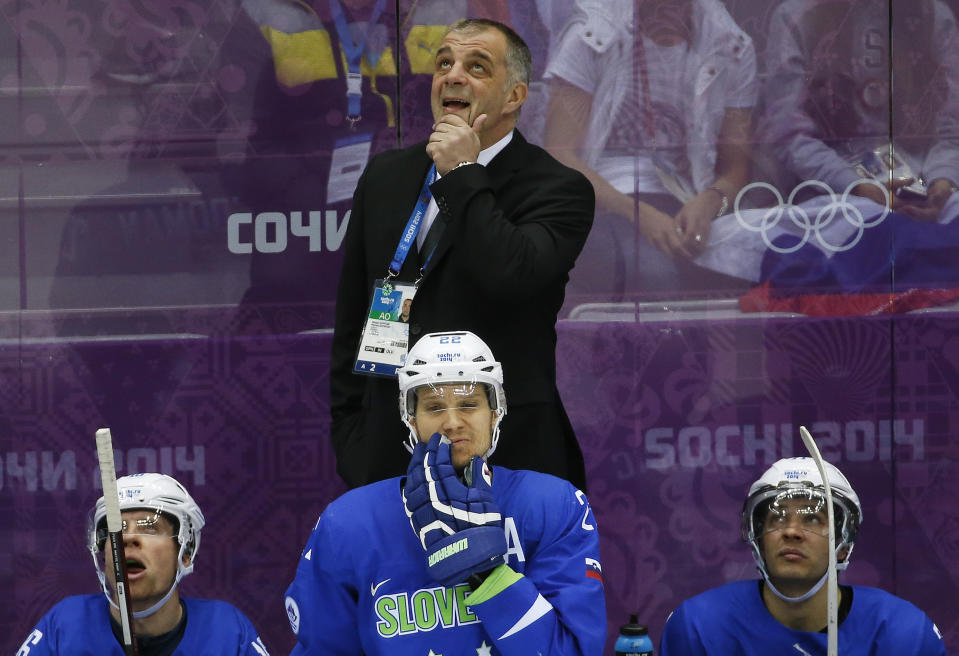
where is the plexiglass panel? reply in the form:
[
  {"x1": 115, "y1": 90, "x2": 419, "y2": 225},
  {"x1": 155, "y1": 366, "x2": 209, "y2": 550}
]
[{"x1": 3, "y1": 2, "x2": 958, "y2": 655}]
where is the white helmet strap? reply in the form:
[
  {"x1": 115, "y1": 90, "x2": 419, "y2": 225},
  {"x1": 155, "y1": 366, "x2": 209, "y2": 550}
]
[
  {"x1": 97, "y1": 569, "x2": 184, "y2": 619},
  {"x1": 748, "y1": 533, "x2": 855, "y2": 605},
  {"x1": 403, "y1": 405, "x2": 506, "y2": 459},
  {"x1": 91, "y1": 537, "x2": 192, "y2": 619},
  {"x1": 401, "y1": 379, "x2": 506, "y2": 459},
  {"x1": 762, "y1": 568, "x2": 828, "y2": 603},
  {"x1": 131, "y1": 570, "x2": 183, "y2": 618}
]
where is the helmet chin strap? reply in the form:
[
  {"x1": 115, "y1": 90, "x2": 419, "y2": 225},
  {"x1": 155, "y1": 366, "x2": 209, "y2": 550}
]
[
  {"x1": 749, "y1": 538, "x2": 849, "y2": 604},
  {"x1": 402, "y1": 408, "x2": 505, "y2": 459},
  {"x1": 91, "y1": 544, "x2": 192, "y2": 620},
  {"x1": 130, "y1": 571, "x2": 183, "y2": 618},
  {"x1": 97, "y1": 569, "x2": 184, "y2": 618},
  {"x1": 484, "y1": 410, "x2": 505, "y2": 459},
  {"x1": 762, "y1": 568, "x2": 828, "y2": 603}
]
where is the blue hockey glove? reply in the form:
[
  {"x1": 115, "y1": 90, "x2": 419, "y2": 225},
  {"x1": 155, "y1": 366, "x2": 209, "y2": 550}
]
[{"x1": 402, "y1": 433, "x2": 506, "y2": 587}]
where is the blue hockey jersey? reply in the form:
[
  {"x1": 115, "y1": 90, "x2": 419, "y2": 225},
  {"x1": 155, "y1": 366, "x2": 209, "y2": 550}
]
[
  {"x1": 16, "y1": 594, "x2": 270, "y2": 655},
  {"x1": 284, "y1": 467, "x2": 606, "y2": 655},
  {"x1": 660, "y1": 580, "x2": 946, "y2": 656}
]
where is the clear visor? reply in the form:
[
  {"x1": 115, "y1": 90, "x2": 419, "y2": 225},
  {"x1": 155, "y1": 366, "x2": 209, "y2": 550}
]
[
  {"x1": 96, "y1": 508, "x2": 176, "y2": 549},
  {"x1": 411, "y1": 381, "x2": 491, "y2": 416},
  {"x1": 759, "y1": 489, "x2": 832, "y2": 538}
]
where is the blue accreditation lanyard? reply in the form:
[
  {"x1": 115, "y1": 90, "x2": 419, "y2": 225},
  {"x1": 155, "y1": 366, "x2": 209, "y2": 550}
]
[
  {"x1": 329, "y1": 0, "x2": 386, "y2": 125},
  {"x1": 385, "y1": 165, "x2": 436, "y2": 288}
]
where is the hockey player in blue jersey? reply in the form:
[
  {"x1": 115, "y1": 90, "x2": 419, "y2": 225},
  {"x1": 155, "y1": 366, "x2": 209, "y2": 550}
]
[
  {"x1": 660, "y1": 458, "x2": 946, "y2": 655},
  {"x1": 284, "y1": 330, "x2": 606, "y2": 654},
  {"x1": 16, "y1": 473, "x2": 270, "y2": 655}
]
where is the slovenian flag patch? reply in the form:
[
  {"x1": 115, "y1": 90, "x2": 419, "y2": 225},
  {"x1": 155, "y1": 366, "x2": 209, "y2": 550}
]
[{"x1": 585, "y1": 557, "x2": 603, "y2": 584}]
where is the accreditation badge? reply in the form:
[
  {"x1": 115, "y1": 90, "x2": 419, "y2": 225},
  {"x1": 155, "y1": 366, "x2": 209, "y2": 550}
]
[
  {"x1": 354, "y1": 280, "x2": 417, "y2": 377},
  {"x1": 327, "y1": 133, "x2": 372, "y2": 204}
]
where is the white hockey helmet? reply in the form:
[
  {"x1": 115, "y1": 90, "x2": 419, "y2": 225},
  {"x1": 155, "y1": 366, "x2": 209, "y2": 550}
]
[
  {"x1": 397, "y1": 331, "x2": 507, "y2": 457},
  {"x1": 88, "y1": 473, "x2": 205, "y2": 618},
  {"x1": 742, "y1": 458, "x2": 862, "y2": 600}
]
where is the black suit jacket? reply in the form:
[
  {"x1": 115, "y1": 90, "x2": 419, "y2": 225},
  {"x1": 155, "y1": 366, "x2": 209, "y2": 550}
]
[{"x1": 330, "y1": 130, "x2": 594, "y2": 489}]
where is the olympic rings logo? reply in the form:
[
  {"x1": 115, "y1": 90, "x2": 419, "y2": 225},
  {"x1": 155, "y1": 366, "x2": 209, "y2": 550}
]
[{"x1": 732, "y1": 178, "x2": 891, "y2": 254}]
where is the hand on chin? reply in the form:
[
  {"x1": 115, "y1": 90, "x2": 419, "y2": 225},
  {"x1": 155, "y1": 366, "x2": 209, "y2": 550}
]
[{"x1": 426, "y1": 114, "x2": 486, "y2": 175}]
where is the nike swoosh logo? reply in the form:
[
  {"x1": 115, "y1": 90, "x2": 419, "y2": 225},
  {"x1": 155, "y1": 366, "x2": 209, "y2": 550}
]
[{"x1": 371, "y1": 578, "x2": 391, "y2": 596}]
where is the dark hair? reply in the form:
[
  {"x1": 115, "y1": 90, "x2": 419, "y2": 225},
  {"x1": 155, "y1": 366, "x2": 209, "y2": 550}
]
[{"x1": 447, "y1": 18, "x2": 532, "y2": 89}]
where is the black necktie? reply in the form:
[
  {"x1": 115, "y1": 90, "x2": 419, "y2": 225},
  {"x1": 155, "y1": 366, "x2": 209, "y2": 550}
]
[{"x1": 419, "y1": 220, "x2": 445, "y2": 269}]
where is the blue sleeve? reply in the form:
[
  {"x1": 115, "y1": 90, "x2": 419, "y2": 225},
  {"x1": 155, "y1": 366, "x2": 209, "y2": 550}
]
[
  {"x1": 917, "y1": 615, "x2": 947, "y2": 656},
  {"x1": 15, "y1": 618, "x2": 54, "y2": 656},
  {"x1": 659, "y1": 605, "x2": 707, "y2": 656},
  {"x1": 468, "y1": 482, "x2": 606, "y2": 655},
  {"x1": 231, "y1": 605, "x2": 272, "y2": 655},
  {"x1": 284, "y1": 509, "x2": 364, "y2": 655}
]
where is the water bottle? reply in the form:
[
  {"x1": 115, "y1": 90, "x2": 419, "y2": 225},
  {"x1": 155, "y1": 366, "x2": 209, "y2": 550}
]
[{"x1": 615, "y1": 614, "x2": 654, "y2": 656}]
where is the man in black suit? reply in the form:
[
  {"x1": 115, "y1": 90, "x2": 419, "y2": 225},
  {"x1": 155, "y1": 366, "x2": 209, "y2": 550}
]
[{"x1": 330, "y1": 18, "x2": 594, "y2": 490}]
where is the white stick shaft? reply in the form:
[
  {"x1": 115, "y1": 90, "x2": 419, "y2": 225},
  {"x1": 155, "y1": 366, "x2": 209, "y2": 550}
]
[
  {"x1": 96, "y1": 428, "x2": 122, "y2": 532},
  {"x1": 95, "y1": 428, "x2": 136, "y2": 653},
  {"x1": 800, "y1": 425, "x2": 838, "y2": 656}
]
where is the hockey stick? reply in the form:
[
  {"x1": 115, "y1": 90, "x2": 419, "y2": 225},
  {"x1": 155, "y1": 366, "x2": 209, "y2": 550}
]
[
  {"x1": 96, "y1": 428, "x2": 138, "y2": 656},
  {"x1": 799, "y1": 425, "x2": 838, "y2": 656}
]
